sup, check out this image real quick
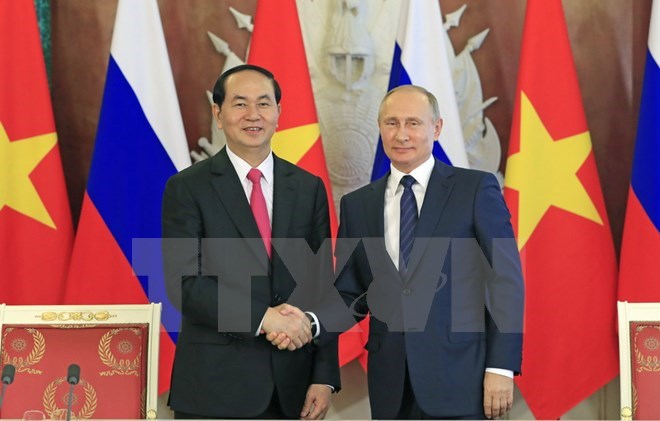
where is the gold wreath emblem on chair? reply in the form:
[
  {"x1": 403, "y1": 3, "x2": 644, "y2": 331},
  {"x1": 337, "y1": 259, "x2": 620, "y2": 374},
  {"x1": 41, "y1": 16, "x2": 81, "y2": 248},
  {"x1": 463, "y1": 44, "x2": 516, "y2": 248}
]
[
  {"x1": 98, "y1": 328, "x2": 142, "y2": 376},
  {"x1": 2, "y1": 327, "x2": 46, "y2": 374},
  {"x1": 43, "y1": 377, "x2": 97, "y2": 420},
  {"x1": 633, "y1": 325, "x2": 660, "y2": 372}
]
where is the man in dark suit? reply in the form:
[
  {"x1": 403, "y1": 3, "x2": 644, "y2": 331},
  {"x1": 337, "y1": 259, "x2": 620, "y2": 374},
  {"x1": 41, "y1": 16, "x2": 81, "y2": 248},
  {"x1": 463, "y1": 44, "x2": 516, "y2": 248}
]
[
  {"x1": 162, "y1": 64, "x2": 339, "y2": 419},
  {"x1": 334, "y1": 85, "x2": 524, "y2": 419}
]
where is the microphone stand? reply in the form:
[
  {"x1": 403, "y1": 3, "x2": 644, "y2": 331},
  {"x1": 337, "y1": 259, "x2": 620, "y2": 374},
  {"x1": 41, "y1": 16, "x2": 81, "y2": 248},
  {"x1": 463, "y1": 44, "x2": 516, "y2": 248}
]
[
  {"x1": 66, "y1": 382, "x2": 75, "y2": 421},
  {"x1": 0, "y1": 382, "x2": 8, "y2": 410}
]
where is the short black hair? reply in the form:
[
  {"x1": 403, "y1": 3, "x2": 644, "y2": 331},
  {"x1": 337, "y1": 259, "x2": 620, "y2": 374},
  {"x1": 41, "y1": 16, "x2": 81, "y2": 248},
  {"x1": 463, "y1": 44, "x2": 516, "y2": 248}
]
[{"x1": 212, "y1": 64, "x2": 282, "y2": 106}]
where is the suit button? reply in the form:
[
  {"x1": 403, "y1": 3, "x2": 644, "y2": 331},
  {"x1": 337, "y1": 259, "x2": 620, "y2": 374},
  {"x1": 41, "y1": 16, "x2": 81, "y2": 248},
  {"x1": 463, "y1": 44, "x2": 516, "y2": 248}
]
[{"x1": 402, "y1": 288, "x2": 412, "y2": 296}]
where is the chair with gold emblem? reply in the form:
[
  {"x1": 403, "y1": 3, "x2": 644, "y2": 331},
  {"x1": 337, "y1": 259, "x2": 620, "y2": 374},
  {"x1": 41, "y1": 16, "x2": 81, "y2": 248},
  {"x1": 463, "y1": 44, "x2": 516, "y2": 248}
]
[
  {"x1": 0, "y1": 304, "x2": 161, "y2": 419},
  {"x1": 618, "y1": 301, "x2": 660, "y2": 420}
]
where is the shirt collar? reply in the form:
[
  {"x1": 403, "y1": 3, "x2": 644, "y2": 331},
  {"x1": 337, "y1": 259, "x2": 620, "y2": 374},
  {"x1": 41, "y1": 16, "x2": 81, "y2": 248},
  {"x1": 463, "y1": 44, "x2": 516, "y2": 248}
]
[
  {"x1": 226, "y1": 146, "x2": 274, "y2": 186},
  {"x1": 387, "y1": 155, "x2": 435, "y2": 197}
]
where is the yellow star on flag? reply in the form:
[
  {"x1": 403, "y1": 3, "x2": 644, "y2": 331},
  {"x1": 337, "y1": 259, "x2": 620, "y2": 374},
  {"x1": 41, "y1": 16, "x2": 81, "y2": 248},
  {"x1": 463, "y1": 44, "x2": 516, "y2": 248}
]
[
  {"x1": 0, "y1": 121, "x2": 57, "y2": 228},
  {"x1": 504, "y1": 92, "x2": 602, "y2": 250},
  {"x1": 271, "y1": 123, "x2": 319, "y2": 164}
]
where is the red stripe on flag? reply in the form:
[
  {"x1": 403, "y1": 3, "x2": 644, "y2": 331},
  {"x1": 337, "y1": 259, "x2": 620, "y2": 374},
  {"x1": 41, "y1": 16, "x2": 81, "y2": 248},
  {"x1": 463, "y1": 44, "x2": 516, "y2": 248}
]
[
  {"x1": 66, "y1": 194, "x2": 147, "y2": 304},
  {"x1": 619, "y1": 188, "x2": 660, "y2": 301},
  {"x1": 158, "y1": 326, "x2": 176, "y2": 394}
]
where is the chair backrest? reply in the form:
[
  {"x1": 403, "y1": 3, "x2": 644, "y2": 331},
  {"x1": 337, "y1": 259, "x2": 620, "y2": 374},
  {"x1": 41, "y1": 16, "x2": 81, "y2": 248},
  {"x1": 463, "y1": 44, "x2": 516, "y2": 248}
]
[
  {"x1": 0, "y1": 304, "x2": 161, "y2": 419},
  {"x1": 618, "y1": 301, "x2": 660, "y2": 420}
]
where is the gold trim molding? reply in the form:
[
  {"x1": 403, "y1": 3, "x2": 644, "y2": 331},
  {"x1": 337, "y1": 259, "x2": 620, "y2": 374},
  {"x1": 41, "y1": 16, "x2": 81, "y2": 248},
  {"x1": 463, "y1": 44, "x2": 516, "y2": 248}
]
[{"x1": 37, "y1": 311, "x2": 116, "y2": 322}]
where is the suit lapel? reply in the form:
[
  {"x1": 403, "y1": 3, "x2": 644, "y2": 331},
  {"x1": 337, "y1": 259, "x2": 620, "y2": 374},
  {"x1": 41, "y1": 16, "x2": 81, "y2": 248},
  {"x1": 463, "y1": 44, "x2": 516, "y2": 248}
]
[
  {"x1": 404, "y1": 160, "x2": 455, "y2": 281},
  {"x1": 366, "y1": 175, "x2": 388, "y2": 240},
  {"x1": 365, "y1": 175, "x2": 402, "y2": 280},
  {"x1": 209, "y1": 147, "x2": 269, "y2": 267},
  {"x1": 271, "y1": 155, "x2": 297, "y2": 241}
]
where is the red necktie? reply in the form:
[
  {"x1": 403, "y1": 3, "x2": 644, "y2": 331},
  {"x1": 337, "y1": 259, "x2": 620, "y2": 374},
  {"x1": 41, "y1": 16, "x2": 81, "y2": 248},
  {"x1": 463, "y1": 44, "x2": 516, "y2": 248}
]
[{"x1": 247, "y1": 168, "x2": 271, "y2": 258}]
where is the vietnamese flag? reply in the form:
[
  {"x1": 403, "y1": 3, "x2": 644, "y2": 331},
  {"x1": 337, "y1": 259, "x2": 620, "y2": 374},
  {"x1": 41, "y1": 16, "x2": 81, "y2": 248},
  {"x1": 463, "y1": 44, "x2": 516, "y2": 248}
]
[
  {"x1": 0, "y1": 0, "x2": 73, "y2": 304},
  {"x1": 247, "y1": 0, "x2": 336, "y2": 236},
  {"x1": 247, "y1": 0, "x2": 365, "y2": 367},
  {"x1": 503, "y1": 0, "x2": 618, "y2": 418}
]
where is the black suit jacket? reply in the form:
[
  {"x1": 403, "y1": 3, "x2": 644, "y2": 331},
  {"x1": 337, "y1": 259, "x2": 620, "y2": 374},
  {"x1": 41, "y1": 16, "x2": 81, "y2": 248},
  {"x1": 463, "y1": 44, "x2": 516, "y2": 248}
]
[
  {"x1": 162, "y1": 147, "x2": 339, "y2": 418},
  {"x1": 335, "y1": 159, "x2": 524, "y2": 419}
]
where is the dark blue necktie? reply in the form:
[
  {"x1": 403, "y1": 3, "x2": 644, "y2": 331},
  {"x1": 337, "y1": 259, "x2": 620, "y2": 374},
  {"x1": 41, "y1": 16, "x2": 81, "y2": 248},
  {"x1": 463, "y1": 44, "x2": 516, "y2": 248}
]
[{"x1": 399, "y1": 175, "x2": 418, "y2": 273}]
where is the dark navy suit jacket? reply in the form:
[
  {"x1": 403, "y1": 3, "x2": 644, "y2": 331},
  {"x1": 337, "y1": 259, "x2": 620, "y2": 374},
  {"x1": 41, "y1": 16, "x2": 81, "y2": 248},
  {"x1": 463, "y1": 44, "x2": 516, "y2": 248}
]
[{"x1": 335, "y1": 159, "x2": 524, "y2": 419}]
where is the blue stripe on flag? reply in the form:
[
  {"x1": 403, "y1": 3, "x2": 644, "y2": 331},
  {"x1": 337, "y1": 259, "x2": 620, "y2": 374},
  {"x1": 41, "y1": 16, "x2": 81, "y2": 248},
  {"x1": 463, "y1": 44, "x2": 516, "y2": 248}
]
[
  {"x1": 87, "y1": 56, "x2": 180, "y2": 339},
  {"x1": 631, "y1": 50, "x2": 660, "y2": 231},
  {"x1": 389, "y1": 43, "x2": 412, "y2": 88},
  {"x1": 88, "y1": 56, "x2": 177, "y2": 260}
]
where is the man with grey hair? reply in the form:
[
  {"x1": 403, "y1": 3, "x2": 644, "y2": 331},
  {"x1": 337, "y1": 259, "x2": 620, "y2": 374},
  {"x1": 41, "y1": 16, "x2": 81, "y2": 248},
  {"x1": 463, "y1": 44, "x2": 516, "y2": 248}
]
[{"x1": 334, "y1": 84, "x2": 524, "y2": 419}]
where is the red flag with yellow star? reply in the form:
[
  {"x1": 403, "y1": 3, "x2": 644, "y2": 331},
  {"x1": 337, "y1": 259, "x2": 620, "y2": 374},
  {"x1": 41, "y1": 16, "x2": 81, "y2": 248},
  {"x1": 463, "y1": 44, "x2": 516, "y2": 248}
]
[
  {"x1": 247, "y1": 0, "x2": 336, "y2": 235},
  {"x1": 503, "y1": 1, "x2": 618, "y2": 418},
  {"x1": 0, "y1": 0, "x2": 73, "y2": 304},
  {"x1": 248, "y1": 0, "x2": 366, "y2": 367}
]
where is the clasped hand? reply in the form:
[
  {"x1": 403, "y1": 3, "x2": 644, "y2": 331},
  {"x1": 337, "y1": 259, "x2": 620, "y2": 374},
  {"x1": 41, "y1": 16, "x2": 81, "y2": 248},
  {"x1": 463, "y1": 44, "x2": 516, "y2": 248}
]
[{"x1": 261, "y1": 303, "x2": 312, "y2": 351}]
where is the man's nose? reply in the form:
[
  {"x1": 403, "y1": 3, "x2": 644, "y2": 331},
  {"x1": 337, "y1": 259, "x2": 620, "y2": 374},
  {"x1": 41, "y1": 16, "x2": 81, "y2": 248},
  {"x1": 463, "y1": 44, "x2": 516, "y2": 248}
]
[
  {"x1": 395, "y1": 126, "x2": 409, "y2": 142},
  {"x1": 245, "y1": 104, "x2": 260, "y2": 119}
]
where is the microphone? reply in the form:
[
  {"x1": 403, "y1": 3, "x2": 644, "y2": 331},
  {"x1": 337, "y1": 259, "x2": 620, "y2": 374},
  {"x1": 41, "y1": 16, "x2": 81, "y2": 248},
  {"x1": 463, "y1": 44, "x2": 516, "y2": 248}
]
[
  {"x1": 66, "y1": 364, "x2": 80, "y2": 385},
  {"x1": 65, "y1": 364, "x2": 80, "y2": 421},
  {"x1": 1, "y1": 364, "x2": 14, "y2": 385},
  {"x1": 0, "y1": 364, "x2": 16, "y2": 409}
]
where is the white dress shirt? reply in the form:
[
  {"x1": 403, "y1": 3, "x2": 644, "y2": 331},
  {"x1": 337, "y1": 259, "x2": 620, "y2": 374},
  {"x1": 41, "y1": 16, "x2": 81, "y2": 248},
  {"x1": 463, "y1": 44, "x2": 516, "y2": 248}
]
[
  {"x1": 226, "y1": 146, "x2": 274, "y2": 225},
  {"x1": 384, "y1": 156, "x2": 435, "y2": 271}
]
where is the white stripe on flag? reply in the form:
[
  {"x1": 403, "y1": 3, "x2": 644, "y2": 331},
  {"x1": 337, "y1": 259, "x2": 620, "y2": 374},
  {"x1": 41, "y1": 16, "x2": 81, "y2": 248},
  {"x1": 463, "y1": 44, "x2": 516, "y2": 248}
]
[
  {"x1": 111, "y1": 0, "x2": 190, "y2": 172},
  {"x1": 649, "y1": 0, "x2": 660, "y2": 62},
  {"x1": 398, "y1": 0, "x2": 469, "y2": 168}
]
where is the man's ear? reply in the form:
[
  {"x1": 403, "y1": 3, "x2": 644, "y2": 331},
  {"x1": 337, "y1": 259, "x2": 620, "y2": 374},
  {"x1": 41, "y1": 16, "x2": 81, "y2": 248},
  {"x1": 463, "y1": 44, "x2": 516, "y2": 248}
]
[
  {"x1": 212, "y1": 103, "x2": 222, "y2": 130},
  {"x1": 434, "y1": 118, "x2": 444, "y2": 139}
]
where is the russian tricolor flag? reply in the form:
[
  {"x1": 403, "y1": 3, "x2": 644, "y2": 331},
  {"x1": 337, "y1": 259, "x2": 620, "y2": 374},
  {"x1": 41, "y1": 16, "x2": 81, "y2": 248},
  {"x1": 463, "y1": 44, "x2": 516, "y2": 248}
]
[
  {"x1": 65, "y1": 0, "x2": 190, "y2": 393},
  {"x1": 371, "y1": 0, "x2": 468, "y2": 180},
  {"x1": 618, "y1": 0, "x2": 660, "y2": 302}
]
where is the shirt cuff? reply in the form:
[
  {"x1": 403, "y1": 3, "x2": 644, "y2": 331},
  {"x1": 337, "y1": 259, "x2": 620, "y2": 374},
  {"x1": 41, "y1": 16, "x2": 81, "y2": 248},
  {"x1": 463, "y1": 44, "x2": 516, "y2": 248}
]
[
  {"x1": 305, "y1": 311, "x2": 320, "y2": 339},
  {"x1": 256, "y1": 314, "x2": 266, "y2": 337},
  {"x1": 322, "y1": 384, "x2": 335, "y2": 392},
  {"x1": 485, "y1": 368, "x2": 514, "y2": 378}
]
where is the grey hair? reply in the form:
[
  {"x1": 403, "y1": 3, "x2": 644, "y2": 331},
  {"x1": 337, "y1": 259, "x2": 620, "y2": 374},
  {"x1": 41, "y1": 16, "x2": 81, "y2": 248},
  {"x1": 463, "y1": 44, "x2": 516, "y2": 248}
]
[{"x1": 378, "y1": 85, "x2": 441, "y2": 121}]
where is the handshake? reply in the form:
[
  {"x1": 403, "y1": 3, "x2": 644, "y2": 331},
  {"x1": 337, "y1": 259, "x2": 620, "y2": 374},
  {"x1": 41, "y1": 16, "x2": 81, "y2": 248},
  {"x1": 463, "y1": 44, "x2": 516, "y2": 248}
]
[{"x1": 261, "y1": 303, "x2": 316, "y2": 351}]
